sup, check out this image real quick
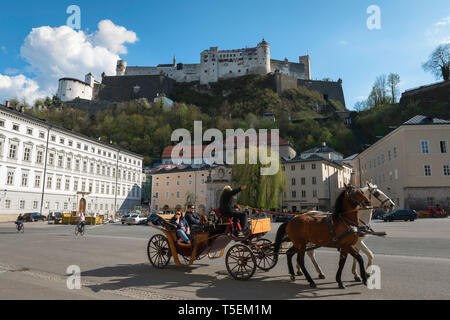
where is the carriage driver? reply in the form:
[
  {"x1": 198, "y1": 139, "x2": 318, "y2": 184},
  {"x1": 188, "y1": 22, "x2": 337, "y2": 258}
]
[{"x1": 219, "y1": 185, "x2": 249, "y2": 236}]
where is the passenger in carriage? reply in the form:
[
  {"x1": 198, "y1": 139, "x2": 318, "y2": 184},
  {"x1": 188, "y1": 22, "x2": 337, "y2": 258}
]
[
  {"x1": 185, "y1": 204, "x2": 202, "y2": 229},
  {"x1": 170, "y1": 209, "x2": 191, "y2": 244}
]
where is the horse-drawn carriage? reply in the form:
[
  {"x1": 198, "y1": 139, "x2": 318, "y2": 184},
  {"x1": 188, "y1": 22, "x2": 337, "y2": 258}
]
[{"x1": 146, "y1": 213, "x2": 276, "y2": 280}]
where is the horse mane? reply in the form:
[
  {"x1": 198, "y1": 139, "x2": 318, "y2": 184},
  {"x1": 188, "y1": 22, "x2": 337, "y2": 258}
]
[{"x1": 332, "y1": 189, "x2": 347, "y2": 218}]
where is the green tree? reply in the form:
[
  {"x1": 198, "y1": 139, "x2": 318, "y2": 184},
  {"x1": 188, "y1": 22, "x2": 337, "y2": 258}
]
[{"x1": 231, "y1": 146, "x2": 286, "y2": 209}]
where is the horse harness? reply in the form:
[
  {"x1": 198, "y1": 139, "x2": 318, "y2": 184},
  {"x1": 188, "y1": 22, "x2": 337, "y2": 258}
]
[{"x1": 306, "y1": 209, "x2": 360, "y2": 252}]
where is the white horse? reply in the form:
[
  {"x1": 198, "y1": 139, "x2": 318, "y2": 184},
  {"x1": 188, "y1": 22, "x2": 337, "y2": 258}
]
[{"x1": 295, "y1": 182, "x2": 395, "y2": 281}]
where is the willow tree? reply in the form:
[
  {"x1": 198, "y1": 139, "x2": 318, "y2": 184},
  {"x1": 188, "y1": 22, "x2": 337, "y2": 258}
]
[{"x1": 231, "y1": 145, "x2": 286, "y2": 209}]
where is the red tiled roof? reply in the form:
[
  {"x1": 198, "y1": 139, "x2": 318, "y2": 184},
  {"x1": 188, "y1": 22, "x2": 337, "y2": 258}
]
[{"x1": 162, "y1": 133, "x2": 290, "y2": 159}]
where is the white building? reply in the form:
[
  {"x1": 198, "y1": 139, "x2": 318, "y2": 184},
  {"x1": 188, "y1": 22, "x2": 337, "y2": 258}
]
[
  {"x1": 56, "y1": 73, "x2": 98, "y2": 102},
  {"x1": 0, "y1": 103, "x2": 144, "y2": 222},
  {"x1": 118, "y1": 39, "x2": 311, "y2": 85}
]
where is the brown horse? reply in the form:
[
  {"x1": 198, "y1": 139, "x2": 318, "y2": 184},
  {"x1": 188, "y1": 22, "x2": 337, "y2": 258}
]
[{"x1": 273, "y1": 184, "x2": 371, "y2": 289}]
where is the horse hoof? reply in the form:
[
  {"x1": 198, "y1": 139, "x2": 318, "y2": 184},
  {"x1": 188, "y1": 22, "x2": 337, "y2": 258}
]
[
  {"x1": 296, "y1": 271, "x2": 303, "y2": 276},
  {"x1": 354, "y1": 276, "x2": 362, "y2": 282},
  {"x1": 319, "y1": 274, "x2": 326, "y2": 280},
  {"x1": 309, "y1": 283, "x2": 317, "y2": 288},
  {"x1": 290, "y1": 275, "x2": 296, "y2": 282},
  {"x1": 363, "y1": 280, "x2": 368, "y2": 286},
  {"x1": 338, "y1": 284, "x2": 346, "y2": 289}
]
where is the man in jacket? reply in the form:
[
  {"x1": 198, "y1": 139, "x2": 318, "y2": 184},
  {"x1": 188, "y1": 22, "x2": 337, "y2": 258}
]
[
  {"x1": 219, "y1": 185, "x2": 248, "y2": 236},
  {"x1": 185, "y1": 204, "x2": 202, "y2": 229}
]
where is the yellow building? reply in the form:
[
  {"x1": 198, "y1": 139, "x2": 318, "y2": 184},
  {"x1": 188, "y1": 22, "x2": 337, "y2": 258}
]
[
  {"x1": 150, "y1": 165, "x2": 209, "y2": 213},
  {"x1": 353, "y1": 115, "x2": 450, "y2": 211}
]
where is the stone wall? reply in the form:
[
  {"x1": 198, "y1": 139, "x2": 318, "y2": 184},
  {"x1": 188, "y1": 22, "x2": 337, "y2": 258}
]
[{"x1": 404, "y1": 187, "x2": 450, "y2": 211}]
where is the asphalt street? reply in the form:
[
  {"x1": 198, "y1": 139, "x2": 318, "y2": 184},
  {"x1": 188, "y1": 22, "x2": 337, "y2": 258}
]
[{"x1": 0, "y1": 218, "x2": 449, "y2": 300}]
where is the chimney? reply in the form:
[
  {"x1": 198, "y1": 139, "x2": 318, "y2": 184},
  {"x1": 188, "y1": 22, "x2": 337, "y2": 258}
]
[{"x1": 5, "y1": 101, "x2": 9, "y2": 108}]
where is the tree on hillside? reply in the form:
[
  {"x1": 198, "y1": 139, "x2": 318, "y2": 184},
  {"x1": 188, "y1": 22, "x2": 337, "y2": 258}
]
[
  {"x1": 367, "y1": 75, "x2": 390, "y2": 108},
  {"x1": 422, "y1": 44, "x2": 450, "y2": 81},
  {"x1": 387, "y1": 73, "x2": 401, "y2": 103}
]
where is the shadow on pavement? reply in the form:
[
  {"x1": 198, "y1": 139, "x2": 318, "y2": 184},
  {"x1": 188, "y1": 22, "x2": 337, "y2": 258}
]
[{"x1": 82, "y1": 263, "x2": 362, "y2": 300}]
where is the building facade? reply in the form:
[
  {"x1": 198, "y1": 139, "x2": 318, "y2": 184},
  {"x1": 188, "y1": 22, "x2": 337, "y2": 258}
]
[
  {"x1": 150, "y1": 165, "x2": 209, "y2": 214},
  {"x1": 0, "y1": 104, "x2": 143, "y2": 222},
  {"x1": 353, "y1": 115, "x2": 450, "y2": 211},
  {"x1": 282, "y1": 154, "x2": 352, "y2": 212}
]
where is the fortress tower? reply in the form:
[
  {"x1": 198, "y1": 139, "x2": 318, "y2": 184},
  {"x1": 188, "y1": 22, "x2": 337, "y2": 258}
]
[
  {"x1": 299, "y1": 55, "x2": 311, "y2": 80},
  {"x1": 256, "y1": 39, "x2": 271, "y2": 74}
]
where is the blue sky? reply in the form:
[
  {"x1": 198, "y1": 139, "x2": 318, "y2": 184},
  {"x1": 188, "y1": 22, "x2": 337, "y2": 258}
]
[{"x1": 0, "y1": 0, "x2": 449, "y2": 109}]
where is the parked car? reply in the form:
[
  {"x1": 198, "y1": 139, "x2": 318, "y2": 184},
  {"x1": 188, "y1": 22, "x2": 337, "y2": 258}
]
[
  {"x1": 121, "y1": 214, "x2": 130, "y2": 224},
  {"x1": 126, "y1": 214, "x2": 147, "y2": 225},
  {"x1": 23, "y1": 212, "x2": 46, "y2": 222},
  {"x1": 274, "y1": 214, "x2": 289, "y2": 223},
  {"x1": 383, "y1": 209, "x2": 417, "y2": 222},
  {"x1": 372, "y1": 209, "x2": 386, "y2": 220},
  {"x1": 48, "y1": 212, "x2": 63, "y2": 224}
]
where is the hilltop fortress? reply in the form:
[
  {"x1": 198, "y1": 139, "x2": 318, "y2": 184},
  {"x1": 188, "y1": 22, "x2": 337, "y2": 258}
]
[
  {"x1": 56, "y1": 39, "x2": 346, "y2": 108},
  {"x1": 117, "y1": 39, "x2": 311, "y2": 84}
]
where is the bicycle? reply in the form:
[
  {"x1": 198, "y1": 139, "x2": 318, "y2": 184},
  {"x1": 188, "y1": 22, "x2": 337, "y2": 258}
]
[
  {"x1": 16, "y1": 222, "x2": 24, "y2": 233},
  {"x1": 75, "y1": 223, "x2": 85, "y2": 236}
]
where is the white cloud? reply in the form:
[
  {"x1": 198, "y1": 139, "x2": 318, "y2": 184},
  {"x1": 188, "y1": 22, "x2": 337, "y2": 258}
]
[
  {"x1": 93, "y1": 20, "x2": 138, "y2": 54},
  {"x1": 0, "y1": 74, "x2": 46, "y2": 104},
  {"x1": 0, "y1": 20, "x2": 137, "y2": 104},
  {"x1": 426, "y1": 16, "x2": 450, "y2": 45},
  {"x1": 435, "y1": 16, "x2": 450, "y2": 27}
]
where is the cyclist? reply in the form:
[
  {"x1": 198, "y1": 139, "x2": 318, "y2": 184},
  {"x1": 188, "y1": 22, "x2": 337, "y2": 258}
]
[
  {"x1": 16, "y1": 214, "x2": 24, "y2": 231},
  {"x1": 78, "y1": 212, "x2": 86, "y2": 233}
]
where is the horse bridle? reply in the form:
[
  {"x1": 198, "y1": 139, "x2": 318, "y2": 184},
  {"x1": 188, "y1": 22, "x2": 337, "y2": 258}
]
[{"x1": 368, "y1": 186, "x2": 391, "y2": 208}]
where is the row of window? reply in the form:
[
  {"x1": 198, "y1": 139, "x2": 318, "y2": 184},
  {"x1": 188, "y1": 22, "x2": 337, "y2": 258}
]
[
  {"x1": 0, "y1": 119, "x2": 140, "y2": 166},
  {"x1": 155, "y1": 178, "x2": 205, "y2": 187},
  {"x1": 285, "y1": 190, "x2": 318, "y2": 199},
  {"x1": 4, "y1": 170, "x2": 140, "y2": 197},
  {"x1": 424, "y1": 164, "x2": 450, "y2": 176},
  {"x1": 2, "y1": 199, "x2": 120, "y2": 212},
  {"x1": 421, "y1": 140, "x2": 448, "y2": 154},
  {"x1": 291, "y1": 177, "x2": 317, "y2": 186},
  {"x1": 282, "y1": 163, "x2": 318, "y2": 171},
  {"x1": 1, "y1": 142, "x2": 140, "y2": 182},
  {"x1": 154, "y1": 190, "x2": 205, "y2": 199}
]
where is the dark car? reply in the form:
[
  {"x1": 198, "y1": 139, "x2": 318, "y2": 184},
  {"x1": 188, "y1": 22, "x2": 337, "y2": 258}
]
[
  {"x1": 372, "y1": 209, "x2": 386, "y2": 220},
  {"x1": 48, "y1": 212, "x2": 63, "y2": 224},
  {"x1": 23, "y1": 212, "x2": 46, "y2": 222},
  {"x1": 274, "y1": 214, "x2": 289, "y2": 223},
  {"x1": 383, "y1": 209, "x2": 417, "y2": 222}
]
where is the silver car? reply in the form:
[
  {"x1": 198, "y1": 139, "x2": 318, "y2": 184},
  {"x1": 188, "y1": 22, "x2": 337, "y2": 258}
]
[{"x1": 126, "y1": 214, "x2": 147, "y2": 225}]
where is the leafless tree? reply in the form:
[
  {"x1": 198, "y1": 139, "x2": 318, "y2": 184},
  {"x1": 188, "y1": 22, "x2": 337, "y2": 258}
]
[{"x1": 422, "y1": 44, "x2": 450, "y2": 81}]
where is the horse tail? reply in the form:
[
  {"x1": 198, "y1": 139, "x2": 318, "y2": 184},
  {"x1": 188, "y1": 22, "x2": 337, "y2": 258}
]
[{"x1": 273, "y1": 222, "x2": 289, "y2": 264}]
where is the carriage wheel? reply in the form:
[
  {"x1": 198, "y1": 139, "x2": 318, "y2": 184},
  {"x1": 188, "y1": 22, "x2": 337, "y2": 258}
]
[
  {"x1": 252, "y1": 238, "x2": 277, "y2": 271},
  {"x1": 226, "y1": 244, "x2": 256, "y2": 281},
  {"x1": 147, "y1": 234, "x2": 172, "y2": 268}
]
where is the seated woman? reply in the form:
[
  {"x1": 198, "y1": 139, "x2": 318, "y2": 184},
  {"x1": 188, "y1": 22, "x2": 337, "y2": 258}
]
[{"x1": 170, "y1": 209, "x2": 192, "y2": 244}]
